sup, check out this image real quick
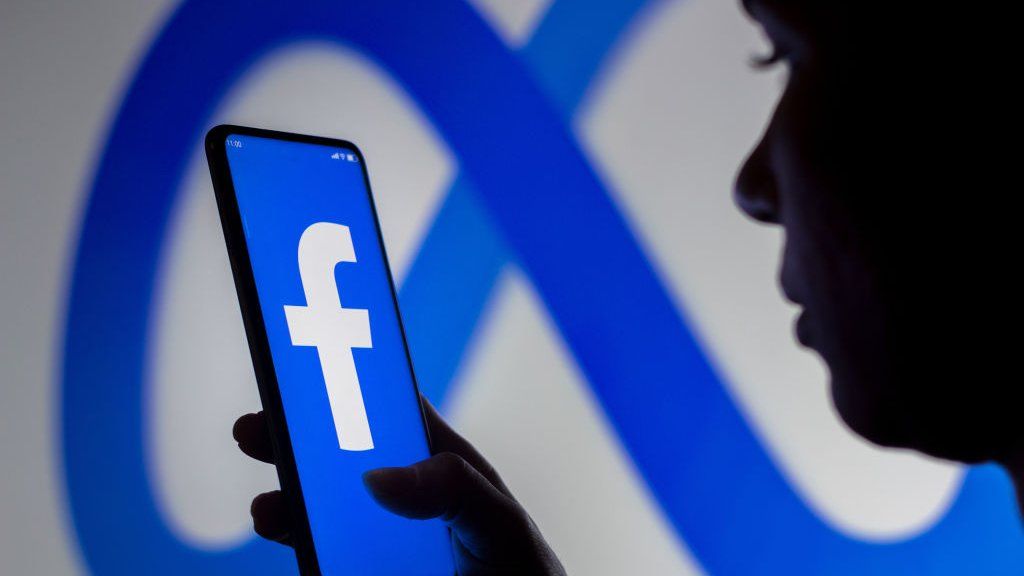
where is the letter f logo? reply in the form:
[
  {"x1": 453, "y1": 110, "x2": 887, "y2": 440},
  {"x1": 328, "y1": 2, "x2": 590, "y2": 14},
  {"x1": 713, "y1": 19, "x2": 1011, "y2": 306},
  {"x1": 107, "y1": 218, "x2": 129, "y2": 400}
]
[{"x1": 284, "y1": 222, "x2": 374, "y2": 451}]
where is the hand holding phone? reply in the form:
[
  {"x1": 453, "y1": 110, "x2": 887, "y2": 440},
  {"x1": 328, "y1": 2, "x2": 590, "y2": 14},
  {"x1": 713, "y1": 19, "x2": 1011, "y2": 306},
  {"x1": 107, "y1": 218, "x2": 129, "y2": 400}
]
[
  {"x1": 233, "y1": 400, "x2": 566, "y2": 575},
  {"x1": 207, "y1": 125, "x2": 562, "y2": 575}
]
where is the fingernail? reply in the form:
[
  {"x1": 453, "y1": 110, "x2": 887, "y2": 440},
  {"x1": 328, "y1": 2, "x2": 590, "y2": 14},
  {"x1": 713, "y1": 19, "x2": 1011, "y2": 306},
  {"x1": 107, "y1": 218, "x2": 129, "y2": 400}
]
[{"x1": 363, "y1": 467, "x2": 417, "y2": 501}]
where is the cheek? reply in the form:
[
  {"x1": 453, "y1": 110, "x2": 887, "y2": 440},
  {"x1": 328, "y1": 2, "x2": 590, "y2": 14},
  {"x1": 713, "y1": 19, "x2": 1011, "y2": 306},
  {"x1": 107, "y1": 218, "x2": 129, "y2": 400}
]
[
  {"x1": 764, "y1": 64, "x2": 923, "y2": 448},
  {"x1": 780, "y1": 191, "x2": 897, "y2": 444},
  {"x1": 771, "y1": 79, "x2": 837, "y2": 307},
  {"x1": 770, "y1": 72, "x2": 891, "y2": 400}
]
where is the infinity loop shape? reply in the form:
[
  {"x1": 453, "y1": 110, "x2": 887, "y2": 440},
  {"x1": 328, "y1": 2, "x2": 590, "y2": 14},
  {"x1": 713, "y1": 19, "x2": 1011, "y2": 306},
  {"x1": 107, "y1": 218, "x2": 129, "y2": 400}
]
[{"x1": 62, "y1": 1, "x2": 1023, "y2": 574}]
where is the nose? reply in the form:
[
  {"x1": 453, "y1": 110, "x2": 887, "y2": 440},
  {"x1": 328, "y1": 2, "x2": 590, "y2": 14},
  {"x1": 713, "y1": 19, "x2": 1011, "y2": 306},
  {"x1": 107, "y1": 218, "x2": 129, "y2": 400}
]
[{"x1": 734, "y1": 134, "x2": 780, "y2": 224}]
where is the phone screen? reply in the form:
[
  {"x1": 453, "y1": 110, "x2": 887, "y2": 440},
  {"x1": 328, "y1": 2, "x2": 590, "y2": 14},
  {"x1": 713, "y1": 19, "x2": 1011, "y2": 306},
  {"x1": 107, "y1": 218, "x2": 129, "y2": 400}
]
[{"x1": 222, "y1": 132, "x2": 454, "y2": 575}]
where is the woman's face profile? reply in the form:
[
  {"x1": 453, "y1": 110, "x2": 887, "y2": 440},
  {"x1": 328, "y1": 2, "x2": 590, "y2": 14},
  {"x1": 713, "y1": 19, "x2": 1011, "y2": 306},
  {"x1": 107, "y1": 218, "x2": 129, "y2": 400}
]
[
  {"x1": 735, "y1": 0, "x2": 894, "y2": 445},
  {"x1": 734, "y1": 1, "x2": 1020, "y2": 465}
]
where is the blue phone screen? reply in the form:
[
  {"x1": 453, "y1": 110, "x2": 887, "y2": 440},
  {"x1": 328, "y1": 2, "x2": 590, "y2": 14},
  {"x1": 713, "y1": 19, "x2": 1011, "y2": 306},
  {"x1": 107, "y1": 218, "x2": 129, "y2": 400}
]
[{"x1": 224, "y1": 133, "x2": 454, "y2": 575}]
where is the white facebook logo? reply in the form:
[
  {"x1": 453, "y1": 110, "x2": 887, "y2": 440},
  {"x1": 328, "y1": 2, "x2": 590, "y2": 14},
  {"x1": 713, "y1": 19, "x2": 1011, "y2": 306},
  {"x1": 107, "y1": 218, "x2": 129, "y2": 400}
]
[{"x1": 284, "y1": 222, "x2": 374, "y2": 451}]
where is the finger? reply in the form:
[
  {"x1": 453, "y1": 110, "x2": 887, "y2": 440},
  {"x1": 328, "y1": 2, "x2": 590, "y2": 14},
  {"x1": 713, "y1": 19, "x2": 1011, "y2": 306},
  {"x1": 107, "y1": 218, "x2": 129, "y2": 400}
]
[
  {"x1": 251, "y1": 490, "x2": 293, "y2": 546},
  {"x1": 363, "y1": 452, "x2": 530, "y2": 559},
  {"x1": 420, "y1": 396, "x2": 512, "y2": 497},
  {"x1": 233, "y1": 412, "x2": 275, "y2": 464}
]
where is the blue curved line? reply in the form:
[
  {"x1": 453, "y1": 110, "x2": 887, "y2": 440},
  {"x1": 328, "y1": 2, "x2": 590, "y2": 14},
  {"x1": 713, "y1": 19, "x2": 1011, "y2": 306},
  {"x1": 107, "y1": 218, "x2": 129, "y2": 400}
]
[
  {"x1": 61, "y1": 3, "x2": 307, "y2": 573},
  {"x1": 399, "y1": 0, "x2": 658, "y2": 408},
  {"x1": 60, "y1": 0, "x2": 1024, "y2": 574},
  {"x1": 398, "y1": 177, "x2": 508, "y2": 403}
]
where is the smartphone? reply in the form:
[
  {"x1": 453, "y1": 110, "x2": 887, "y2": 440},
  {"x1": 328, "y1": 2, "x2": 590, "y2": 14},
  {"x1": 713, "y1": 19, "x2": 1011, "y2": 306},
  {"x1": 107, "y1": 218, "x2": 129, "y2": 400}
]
[{"x1": 205, "y1": 125, "x2": 454, "y2": 575}]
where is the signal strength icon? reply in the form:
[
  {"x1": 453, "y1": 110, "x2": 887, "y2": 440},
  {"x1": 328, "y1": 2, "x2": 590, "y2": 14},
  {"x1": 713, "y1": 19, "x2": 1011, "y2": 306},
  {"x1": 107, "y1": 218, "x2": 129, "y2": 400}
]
[{"x1": 330, "y1": 152, "x2": 342, "y2": 160}]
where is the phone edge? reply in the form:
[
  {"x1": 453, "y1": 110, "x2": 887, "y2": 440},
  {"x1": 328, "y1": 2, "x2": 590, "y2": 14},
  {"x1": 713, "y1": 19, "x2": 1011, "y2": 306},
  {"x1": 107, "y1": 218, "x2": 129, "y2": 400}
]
[
  {"x1": 205, "y1": 124, "x2": 323, "y2": 576},
  {"x1": 204, "y1": 123, "x2": 454, "y2": 575}
]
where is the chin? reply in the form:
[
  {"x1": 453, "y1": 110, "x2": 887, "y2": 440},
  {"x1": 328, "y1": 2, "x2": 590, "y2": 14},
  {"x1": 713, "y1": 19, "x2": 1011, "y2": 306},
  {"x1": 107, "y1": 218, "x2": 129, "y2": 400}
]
[
  {"x1": 830, "y1": 376, "x2": 911, "y2": 450},
  {"x1": 830, "y1": 373, "x2": 1012, "y2": 465}
]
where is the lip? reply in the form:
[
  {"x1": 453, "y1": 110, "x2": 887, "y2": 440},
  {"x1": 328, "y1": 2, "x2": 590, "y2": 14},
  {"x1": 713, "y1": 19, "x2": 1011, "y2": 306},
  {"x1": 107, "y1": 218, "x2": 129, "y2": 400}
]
[
  {"x1": 795, "y1": 310, "x2": 813, "y2": 347},
  {"x1": 780, "y1": 279, "x2": 802, "y2": 307},
  {"x1": 778, "y1": 272, "x2": 802, "y2": 305}
]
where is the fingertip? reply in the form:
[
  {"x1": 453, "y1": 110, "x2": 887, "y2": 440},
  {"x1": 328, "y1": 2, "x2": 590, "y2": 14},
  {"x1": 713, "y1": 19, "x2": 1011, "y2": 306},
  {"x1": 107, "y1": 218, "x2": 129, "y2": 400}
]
[
  {"x1": 363, "y1": 466, "x2": 417, "y2": 504},
  {"x1": 232, "y1": 412, "x2": 260, "y2": 443},
  {"x1": 250, "y1": 490, "x2": 274, "y2": 515},
  {"x1": 234, "y1": 412, "x2": 276, "y2": 464},
  {"x1": 251, "y1": 491, "x2": 291, "y2": 544},
  {"x1": 237, "y1": 438, "x2": 267, "y2": 462}
]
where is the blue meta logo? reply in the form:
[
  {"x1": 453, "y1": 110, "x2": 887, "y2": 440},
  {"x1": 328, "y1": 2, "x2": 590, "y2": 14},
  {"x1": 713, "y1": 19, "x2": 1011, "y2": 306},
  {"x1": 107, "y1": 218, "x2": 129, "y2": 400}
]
[
  {"x1": 284, "y1": 222, "x2": 375, "y2": 452},
  {"x1": 62, "y1": 1, "x2": 1024, "y2": 575}
]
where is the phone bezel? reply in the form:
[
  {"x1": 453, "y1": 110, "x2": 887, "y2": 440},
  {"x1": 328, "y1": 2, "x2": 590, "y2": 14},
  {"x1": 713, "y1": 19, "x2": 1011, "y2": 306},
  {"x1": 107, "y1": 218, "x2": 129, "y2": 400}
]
[{"x1": 205, "y1": 124, "x2": 448, "y2": 575}]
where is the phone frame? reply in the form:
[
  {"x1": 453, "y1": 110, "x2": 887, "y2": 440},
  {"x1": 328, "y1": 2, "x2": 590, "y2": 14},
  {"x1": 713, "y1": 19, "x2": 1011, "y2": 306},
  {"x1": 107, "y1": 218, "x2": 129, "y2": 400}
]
[{"x1": 205, "y1": 124, "x2": 447, "y2": 575}]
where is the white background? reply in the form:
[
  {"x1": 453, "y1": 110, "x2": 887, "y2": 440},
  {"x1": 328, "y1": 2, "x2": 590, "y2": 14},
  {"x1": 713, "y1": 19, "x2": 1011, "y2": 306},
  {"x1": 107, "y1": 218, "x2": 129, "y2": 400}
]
[{"x1": 0, "y1": 1, "x2": 960, "y2": 574}]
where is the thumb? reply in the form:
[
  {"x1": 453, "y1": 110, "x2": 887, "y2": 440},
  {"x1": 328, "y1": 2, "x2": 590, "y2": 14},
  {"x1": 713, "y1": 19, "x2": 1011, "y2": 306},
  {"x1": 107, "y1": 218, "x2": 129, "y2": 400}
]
[{"x1": 363, "y1": 452, "x2": 532, "y2": 557}]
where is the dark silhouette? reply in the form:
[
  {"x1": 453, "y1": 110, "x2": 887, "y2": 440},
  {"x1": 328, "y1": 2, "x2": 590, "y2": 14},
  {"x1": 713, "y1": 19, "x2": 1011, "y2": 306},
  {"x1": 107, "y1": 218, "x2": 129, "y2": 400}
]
[{"x1": 234, "y1": 1, "x2": 1024, "y2": 573}]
